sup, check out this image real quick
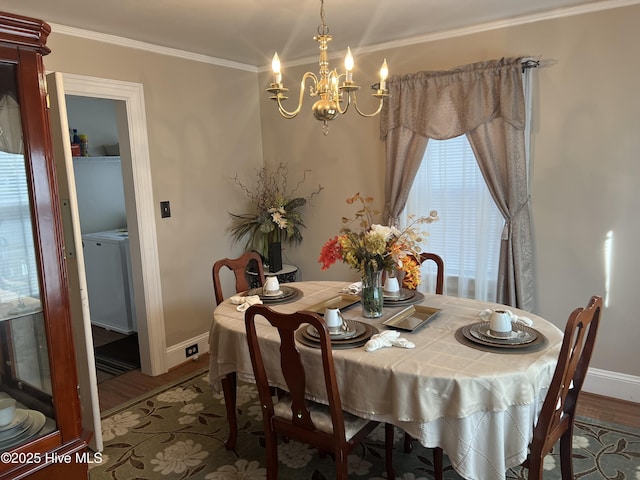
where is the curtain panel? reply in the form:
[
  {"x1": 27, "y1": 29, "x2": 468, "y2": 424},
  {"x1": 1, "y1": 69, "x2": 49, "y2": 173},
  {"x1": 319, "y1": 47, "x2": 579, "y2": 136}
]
[{"x1": 380, "y1": 57, "x2": 535, "y2": 311}]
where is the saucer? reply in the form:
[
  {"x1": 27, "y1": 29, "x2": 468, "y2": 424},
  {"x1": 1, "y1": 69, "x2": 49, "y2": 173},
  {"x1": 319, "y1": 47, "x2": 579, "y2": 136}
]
[
  {"x1": 485, "y1": 328, "x2": 518, "y2": 340},
  {"x1": 469, "y1": 321, "x2": 538, "y2": 345},
  {"x1": 262, "y1": 289, "x2": 283, "y2": 297},
  {"x1": 306, "y1": 320, "x2": 362, "y2": 340}
]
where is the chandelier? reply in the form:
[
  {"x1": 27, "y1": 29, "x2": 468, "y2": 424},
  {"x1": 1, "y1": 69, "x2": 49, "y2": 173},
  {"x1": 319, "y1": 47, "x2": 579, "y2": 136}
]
[{"x1": 266, "y1": 0, "x2": 389, "y2": 135}]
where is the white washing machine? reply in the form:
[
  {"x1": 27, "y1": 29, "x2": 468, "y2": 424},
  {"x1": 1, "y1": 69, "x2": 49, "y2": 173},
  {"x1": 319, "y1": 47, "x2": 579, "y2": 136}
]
[{"x1": 82, "y1": 230, "x2": 137, "y2": 334}]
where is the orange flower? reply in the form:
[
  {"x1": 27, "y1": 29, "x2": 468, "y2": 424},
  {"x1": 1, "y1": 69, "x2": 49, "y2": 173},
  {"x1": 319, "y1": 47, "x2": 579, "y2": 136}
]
[{"x1": 318, "y1": 236, "x2": 344, "y2": 270}]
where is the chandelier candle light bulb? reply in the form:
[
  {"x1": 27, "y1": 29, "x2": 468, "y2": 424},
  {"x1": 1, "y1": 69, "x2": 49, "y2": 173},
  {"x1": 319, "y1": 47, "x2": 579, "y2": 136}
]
[
  {"x1": 272, "y1": 52, "x2": 282, "y2": 85},
  {"x1": 379, "y1": 59, "x2": 389, "y2": 91},
  {"x1": 345, "y1": 47, "x2": 354, "y2": 83}
]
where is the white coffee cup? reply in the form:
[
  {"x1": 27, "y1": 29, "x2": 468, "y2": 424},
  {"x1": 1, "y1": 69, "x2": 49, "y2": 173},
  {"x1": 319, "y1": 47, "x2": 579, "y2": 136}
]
[
  {"x1": 263, "y1": 276, "x2": 280, "y2": 295},
  {"x1": 384, "y1": 276, "x2": 400, "y2": 296},
  {"x1": 489, "y1": 309, "x2": 515, "y2": 337},
  {"x1": 324, "y1": 307, "x2": 344, "y2": 334},
  {"x1": 0, "y1": 398, "x2": 16, "y2": 427}
]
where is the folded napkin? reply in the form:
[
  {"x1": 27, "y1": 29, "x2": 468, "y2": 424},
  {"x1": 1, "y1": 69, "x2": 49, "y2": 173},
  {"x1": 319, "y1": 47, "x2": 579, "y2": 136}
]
[
  {"x1": 230, "y1": 294, "x2": 263, "y2": 312},
  {"x1": 365, "y1": 330, "x2": 415, "y2": 352},
  {"x1": 478, "y1": 308, "x2": 533, "y2": 326},
  {"x1": 341, "y1": 282, "x2": 362, "y2": 295}
]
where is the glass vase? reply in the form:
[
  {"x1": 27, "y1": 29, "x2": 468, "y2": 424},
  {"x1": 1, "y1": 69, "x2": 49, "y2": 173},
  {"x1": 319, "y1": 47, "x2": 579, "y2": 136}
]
[{"x1": 361, "y1": 263, "x2": 384, "y2": 318}]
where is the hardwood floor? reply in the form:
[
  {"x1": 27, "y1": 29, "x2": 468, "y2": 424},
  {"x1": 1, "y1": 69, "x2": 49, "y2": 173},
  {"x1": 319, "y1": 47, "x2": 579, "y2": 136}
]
[
  {"x1": 97, "y1": 353, "x2": 210, "y2": 412},
  {"x1": 98, "y1": 352, "x2": 640, "y2": 429},
  {"x1": 577, "y1": 391, "x2": 640, "y2": 428}
]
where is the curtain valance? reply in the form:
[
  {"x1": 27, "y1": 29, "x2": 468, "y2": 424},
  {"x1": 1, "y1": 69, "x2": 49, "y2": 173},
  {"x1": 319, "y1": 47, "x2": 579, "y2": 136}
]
[{"x1": 380, "y1": 57, "x2": 525, "y2": 140}]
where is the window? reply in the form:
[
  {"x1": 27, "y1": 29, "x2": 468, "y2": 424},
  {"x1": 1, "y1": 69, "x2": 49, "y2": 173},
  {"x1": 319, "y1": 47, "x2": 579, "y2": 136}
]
[
  {"x1": 400, "y1": 135, "x2": 504, "y2": 301},
  {"x1": 0, "y1": 151, "x2": 40, "y2": 299}
]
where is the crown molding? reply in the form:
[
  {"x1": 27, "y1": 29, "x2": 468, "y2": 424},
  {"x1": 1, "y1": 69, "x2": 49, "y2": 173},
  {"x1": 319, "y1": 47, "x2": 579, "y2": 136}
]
[
  {"x1": 258, "y1": 0, "x2": 640, "y2": 71},
  {"x1": 47, "y1": 0, "x2": 640, "y2": 73},
  {"x1": 49, "y1": 23, "x2": 258, "y2": 73}
]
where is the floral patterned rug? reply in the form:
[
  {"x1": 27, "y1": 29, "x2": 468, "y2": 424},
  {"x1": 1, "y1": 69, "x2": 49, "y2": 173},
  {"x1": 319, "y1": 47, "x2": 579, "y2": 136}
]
[{"x1": 89, "y1": 369, "x2": 640, "y2": 480}]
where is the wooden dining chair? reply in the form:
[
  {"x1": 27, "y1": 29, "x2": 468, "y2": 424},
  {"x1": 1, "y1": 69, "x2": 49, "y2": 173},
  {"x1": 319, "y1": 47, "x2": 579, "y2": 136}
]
[
  {"x1": 212, "y1": 251, "x2": 265, "y2": 305},
  {"x1": 212, "y1": 251, "x2": 265, "y2": 450},
  {"x1": 245, "y1": 304, "x2": 395, "y2": 480},
  {"x1": 405, "y1": 252, "x2": 444, "y2": 294},
  {"x1": 431, "y1": 295, "x2": 603, "y2": 480}
]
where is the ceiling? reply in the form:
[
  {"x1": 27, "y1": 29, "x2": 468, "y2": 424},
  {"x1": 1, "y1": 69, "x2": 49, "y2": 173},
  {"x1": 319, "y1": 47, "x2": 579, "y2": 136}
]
[{"x1": 0, "y1": 0, "x2": 623, "y2": 68}]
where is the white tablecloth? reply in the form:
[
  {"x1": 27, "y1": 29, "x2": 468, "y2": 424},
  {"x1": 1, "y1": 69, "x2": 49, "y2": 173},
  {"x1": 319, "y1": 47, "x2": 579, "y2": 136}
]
[{"x1": 208, "y1": 281, "x2": 563, "y2": 480}]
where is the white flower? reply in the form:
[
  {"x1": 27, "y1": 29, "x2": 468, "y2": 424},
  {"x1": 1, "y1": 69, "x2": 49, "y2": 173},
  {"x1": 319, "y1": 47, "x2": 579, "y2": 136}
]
[
  {"x1": 246, "y1": 404, "x2": 264, "y2": 420},
  {"x1": 180, "y1": 402, "x2": 204, "y2": 414},
  {"x1": 543, "y1": 454, "x2": 556, "y2": 471},
  {"x1": 370, "y1": 224, "x2": 400, "y2": 241},
  {"x1": 157, "y1": 387, "x2": 199, "y2": 403},
  {"x1": 635, "y1": 465, "x2": 640, "y2": 480},
  {"x1": 573, "y1": 435, "x2": 590, "y2": 449},
  {"x1": 205, "y1": 459, "x2": 267, "y2": 479},
  {"x1": 178, "y1": 415, "x2": 195, "y2": 424},
  {"x1": 271, "y1": 211, "x2": 288, "y2": 229},
  {"x1": 101, "y1": 411, "x2": 140, "y2": 441},
  {"x1": 87, "y1": 453, "x2": 108, "y2": 470},
  {"x1": 236, "y1": 384, "x2": 259, "y2": 406},
  {"x1": 348, "y1": 455, "x2": 372, "y2": 476},
  {"x1": 150, "y1": 440, "x2": 208, "y2": 475},
  {"x1": 277, "y1": 440, "x2": 314, "y2": 468}
]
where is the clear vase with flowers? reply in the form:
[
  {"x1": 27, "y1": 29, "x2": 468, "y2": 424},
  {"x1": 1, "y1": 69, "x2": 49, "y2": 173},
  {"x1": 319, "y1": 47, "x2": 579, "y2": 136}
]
[{"x1": 319, "y1": 193, "x2": 439, "y2": 317}]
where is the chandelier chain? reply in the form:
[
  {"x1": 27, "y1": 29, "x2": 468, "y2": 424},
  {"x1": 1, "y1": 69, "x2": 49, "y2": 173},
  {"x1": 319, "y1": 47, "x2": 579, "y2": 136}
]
[{"x1": 318, "y1": 0, "x2": 329, "y2": 36}]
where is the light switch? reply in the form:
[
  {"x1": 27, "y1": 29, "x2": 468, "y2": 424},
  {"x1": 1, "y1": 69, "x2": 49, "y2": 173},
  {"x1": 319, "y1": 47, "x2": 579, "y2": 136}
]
[{"x1": 160, "y1": 201, "x2": 171, "y2": 218}]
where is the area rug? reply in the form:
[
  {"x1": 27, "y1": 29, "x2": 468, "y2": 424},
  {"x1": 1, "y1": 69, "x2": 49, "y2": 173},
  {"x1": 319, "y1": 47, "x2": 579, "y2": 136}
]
[
  {"x1": 94, "y1": 334, "x2": 141, "y2": 378},
  {"x1": 89, "y1": 370, "x2": 640, "y2": 479}
]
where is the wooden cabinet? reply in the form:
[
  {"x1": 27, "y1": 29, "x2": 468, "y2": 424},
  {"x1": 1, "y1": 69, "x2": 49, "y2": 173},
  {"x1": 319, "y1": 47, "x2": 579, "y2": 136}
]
[{"x1": 0, "y1": 11, "x2": 88, "y2": 479}]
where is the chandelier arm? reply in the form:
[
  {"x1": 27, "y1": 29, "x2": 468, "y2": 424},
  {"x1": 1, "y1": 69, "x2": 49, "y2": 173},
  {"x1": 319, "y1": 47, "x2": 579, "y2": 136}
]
[
  {"x1": 276, "y1": 72, "x2": 319, "y2": 118},
  {"x1": 352, "y1": 92, "x2": 385, "y2": 118},
  {"x1": 335, "y1": 92, "x2": 351, "y2": 115}
]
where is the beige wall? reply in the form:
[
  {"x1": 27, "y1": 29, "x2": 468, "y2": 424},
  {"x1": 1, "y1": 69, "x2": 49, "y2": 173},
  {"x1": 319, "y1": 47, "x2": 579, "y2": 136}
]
[
  {"x1": 26, "y1": 3, "x2": 639, "y2": 381},
  {"x1": 259, "y1": 5, "x2": 640, "y2": 378},
  {"x1": 43, "y1": 34, "x2": 264, "y2": 347}
]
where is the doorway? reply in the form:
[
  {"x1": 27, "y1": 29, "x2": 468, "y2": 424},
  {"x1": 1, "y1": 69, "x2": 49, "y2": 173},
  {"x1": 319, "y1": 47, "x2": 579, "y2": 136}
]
[
  {"x1": 65, "y1": 95, "x2": 141, "y2": 382},
  {"x1": 47, "y1": 72, "x2": 167, "y2": 451}
]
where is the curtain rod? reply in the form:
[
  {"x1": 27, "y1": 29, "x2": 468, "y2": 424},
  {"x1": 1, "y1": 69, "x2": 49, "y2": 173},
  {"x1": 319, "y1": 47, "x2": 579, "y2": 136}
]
[{"x1": 521, "y1": 59, "x2": 540, "y2": 72}]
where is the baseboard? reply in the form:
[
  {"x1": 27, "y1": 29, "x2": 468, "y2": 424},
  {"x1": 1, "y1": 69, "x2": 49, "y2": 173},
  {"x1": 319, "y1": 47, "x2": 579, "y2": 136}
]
[
  {"x1": 583, "y1": 367, "x2": 640, "y2": 403},
  {"x1": 165, "y1": 332, "x2": 210, "y2": 370}
]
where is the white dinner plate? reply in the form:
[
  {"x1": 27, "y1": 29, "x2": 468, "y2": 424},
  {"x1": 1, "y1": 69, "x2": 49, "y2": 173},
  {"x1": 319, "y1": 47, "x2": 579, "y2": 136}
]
[
  {"x1": 0, "y1": 409, "x2": 29, "y2": 433},
  {"x1": 0, "y1": 411, "x2": 47, "y2": 451}
]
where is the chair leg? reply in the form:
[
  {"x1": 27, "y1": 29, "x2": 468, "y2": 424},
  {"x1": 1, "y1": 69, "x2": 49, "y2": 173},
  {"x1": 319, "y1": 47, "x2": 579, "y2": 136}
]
[
  {"x1": 221, "y1": 372, "x2": 237, "y2": 450},
  {"x1": 264, "y1": 430, "x2": 279, "y2": 480},
  {"x1": 559, "y1": 430, "x2": 575, "y2": 480},
  {"x1": 433, "y1": 447, "x2": 443, "y2": 480},
  {"x1": 385, "y1": 423, "x2": 396, "y2": 480},
  {"x1": 335, "y1": 450, "x2": 348, "y2": 480}
]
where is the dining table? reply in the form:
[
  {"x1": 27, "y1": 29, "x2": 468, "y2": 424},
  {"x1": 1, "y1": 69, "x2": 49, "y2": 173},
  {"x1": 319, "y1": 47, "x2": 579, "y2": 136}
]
[{"x1": 208, "y1": 280, "x2": 563, "y2": 480}]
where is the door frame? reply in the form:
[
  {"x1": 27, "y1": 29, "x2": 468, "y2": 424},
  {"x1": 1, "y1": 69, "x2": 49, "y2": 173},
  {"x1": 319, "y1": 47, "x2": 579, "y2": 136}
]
[{"x1": 59, "y1": 73, "x2": 166, "y2": 376}]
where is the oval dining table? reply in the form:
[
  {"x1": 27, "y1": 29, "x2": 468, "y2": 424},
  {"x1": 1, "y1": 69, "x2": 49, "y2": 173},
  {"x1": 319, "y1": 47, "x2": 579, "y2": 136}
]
[{"x1": 208, "y1": 280, "x2": 563, "y2": 480}]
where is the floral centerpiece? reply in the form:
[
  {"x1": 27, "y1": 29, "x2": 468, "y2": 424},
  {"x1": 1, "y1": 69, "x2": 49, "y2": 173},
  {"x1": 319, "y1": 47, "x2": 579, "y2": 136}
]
[
  {"x1": 229, "y1": 163, "x2": 322, "y2": 269},
  {"x1": 319, "y1": 193, "x2": 438, "y2": 317}
]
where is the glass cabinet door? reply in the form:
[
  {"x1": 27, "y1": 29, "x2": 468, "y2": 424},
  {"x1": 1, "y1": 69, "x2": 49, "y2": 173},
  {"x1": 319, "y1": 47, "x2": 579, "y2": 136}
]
[{"x1": 0, "y1": 61, "x2": 56, "y2": 452}]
